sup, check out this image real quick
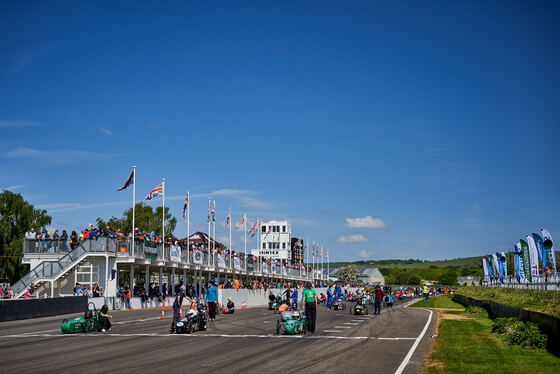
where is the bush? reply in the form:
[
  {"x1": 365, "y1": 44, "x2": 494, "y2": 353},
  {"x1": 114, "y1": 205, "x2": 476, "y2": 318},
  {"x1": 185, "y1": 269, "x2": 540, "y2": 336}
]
[
  {"x1": 508, "y1": 321, "x2": 547, "y2": 350},
  {"x1": 465, "y1": 305, "x2": 487, "y2": 316},
  {"x1": 491, "y1": 318, "x2": 547, "y2": 349}
]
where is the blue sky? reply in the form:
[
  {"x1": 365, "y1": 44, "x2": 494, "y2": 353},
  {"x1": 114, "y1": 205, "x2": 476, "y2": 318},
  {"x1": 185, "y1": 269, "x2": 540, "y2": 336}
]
[{"x1": 1, "y1": 1, "x2": 559, "y2": 262}]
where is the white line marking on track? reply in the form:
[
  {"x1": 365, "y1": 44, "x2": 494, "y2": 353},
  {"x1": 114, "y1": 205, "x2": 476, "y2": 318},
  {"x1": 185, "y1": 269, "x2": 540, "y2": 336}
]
[
  {"x1": 394, "y1": 307, "x2": 433, "y2": 374},
  {"x1": 322, "y1": 330, "x2": 341, "y2": 333},
  {"x1": 344, "y1": 323, "x2": 359, "y2": 325},
  {"x1": 0, "y1": 332, "x2": 418, "y2": 341},
  {"x1": 333, "y1": 326, "x2": 352, "y2": 329},
  {"x1": 351, "y1": 319, "x2": 364, "y2": 322}
]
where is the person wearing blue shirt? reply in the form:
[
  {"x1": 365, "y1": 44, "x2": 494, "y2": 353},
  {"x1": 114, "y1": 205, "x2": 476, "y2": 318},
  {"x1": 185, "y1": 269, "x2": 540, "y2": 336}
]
[
  {"x1": 170, "y1": 285, "x2": 193, "y2": 333},
  {"x1": 206, "y1": 281, "x2": 218, "y2": 321},
  {"x1": 326, "y1": 285, "x2": 333, "y2": 309},
  {"x1": 334, "y1": 284, "x2": 342, "y2": 300},
  {"x1": 291, "y1": 288, "x2": 299, "y2": 308}
]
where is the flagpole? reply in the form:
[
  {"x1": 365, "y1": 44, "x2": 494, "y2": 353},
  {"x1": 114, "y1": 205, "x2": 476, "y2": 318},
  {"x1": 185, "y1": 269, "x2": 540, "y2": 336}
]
[
  {"x1": 306, "y1": 239, "x2": 309, "y2": 279},
  {"x1": 208, "y1": 197, "x2": 211, "y2": 267},
  {"x1": 244, "y1": 213, "x2": 247, "y2": 256},
  {"x1": 327, "y1": 248, "x2": 330, "y2": 282},
  {"x1": 132, "y1": 166, "x2": 136, "y2": 257},
  {"x1": 212, "y1": 200, "x2": 216, "y2": 257},
  {"x1": 321, "y1": 246, "x2": 324, "y2": 282},
  {"x1": 187, "y1": 190, "x2": 190, "y2": 262},
  {"x1": 229, "y1": 206, "x2": 232, "y2": 252},
  {"x1": 162, "y1": 178, "x2": 166, "y2": 261}
]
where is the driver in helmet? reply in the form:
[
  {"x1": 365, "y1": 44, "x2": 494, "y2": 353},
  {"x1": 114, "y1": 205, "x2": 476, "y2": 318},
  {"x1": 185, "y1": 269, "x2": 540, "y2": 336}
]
[{"x1": 170, "y1": 285, "x2": 194, "y2": 333}]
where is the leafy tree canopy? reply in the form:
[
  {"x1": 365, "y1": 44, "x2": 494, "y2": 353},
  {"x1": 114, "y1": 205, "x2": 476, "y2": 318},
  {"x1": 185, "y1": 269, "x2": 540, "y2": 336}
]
[
  {"x1": 96, "y1": 202, "x2": 177, "y2": 238},
  {"x1": 337, "y1": 264, "x2": 359, "y2": 283},
  {"x1": 0, "y1": 190, "x2": 51, "y2": 282}
]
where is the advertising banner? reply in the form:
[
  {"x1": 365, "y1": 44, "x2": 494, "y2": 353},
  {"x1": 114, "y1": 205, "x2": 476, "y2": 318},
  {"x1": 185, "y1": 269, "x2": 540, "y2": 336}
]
[
  {"x1": 271, "y1": 263, "x2": 276, "y2": 274},
  {"x1": 169, "y1": 245, "x2": 181, "y2": 262},
  {"x1": 217, "y1": 254, "x2": 226, "y2": 268},
  {"x1": 482, "y1": 259, "x2": 489, "y2": 282},
  {"x1": 541, "y1": 229, "x2": 556, "y2": 273},
  {"x1": 520, "y1": 239, "x2": 531, "y2": 282},
  {"x1": 262, "y1": 263, "x2": 268, "y2": 273},
  {"x1": 250, "y1": 249, "x2": 289, "y2": 259},
  {"x1": 233, "y1": 257, "x2": 241, "y2": 270},
  {"x1": 193, "y1": 250, "x2": 203, "y2": 265},
  {"x1": 145, "y1": 245, "x2": 158, "y2": 260},
  {"x1": 283, "y1": 266, "x2": 287, "y2": 276},
  {"x1": 527, "y1": 235, "x2": 540, "y2": 280}
]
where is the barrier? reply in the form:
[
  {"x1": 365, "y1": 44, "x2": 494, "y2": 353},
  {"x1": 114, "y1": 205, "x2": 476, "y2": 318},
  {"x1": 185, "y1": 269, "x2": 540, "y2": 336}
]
[
  {"x1": 0, "y1": 296, "x2": 88, "y2": 322},
  {"x1": 453, "y1": 294, "x2": 560, "y2": 357}
]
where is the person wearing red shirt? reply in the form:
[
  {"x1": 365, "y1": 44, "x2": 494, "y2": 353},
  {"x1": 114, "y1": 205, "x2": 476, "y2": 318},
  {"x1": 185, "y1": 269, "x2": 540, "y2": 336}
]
[{"x1": 373, "y1": 285, "x2": 384, "y2": 315}]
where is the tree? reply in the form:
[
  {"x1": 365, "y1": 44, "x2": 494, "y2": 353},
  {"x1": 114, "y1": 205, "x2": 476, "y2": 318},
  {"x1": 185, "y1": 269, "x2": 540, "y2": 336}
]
[
  {"x1": 437, "y1": 268, "x2": 458, "y2": 285},
  {"x1": 96, "y1": 202, "x2": 177, "y2": 237},
  {"x1": 337, "y1": 264, "x2": 359, "y2": 283},
  {"x1": 0, "y1": 190, "x2": 51, "y2": 283}
]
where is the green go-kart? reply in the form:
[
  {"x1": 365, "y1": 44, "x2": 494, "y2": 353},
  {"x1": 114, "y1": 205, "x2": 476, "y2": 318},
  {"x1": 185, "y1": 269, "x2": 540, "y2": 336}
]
[
  {"x1": 61, "y1": 302, "x2": 99, "y2": 334},
  {"x1": 276, "y1": 310, "x2": 307, "y2": 335}
]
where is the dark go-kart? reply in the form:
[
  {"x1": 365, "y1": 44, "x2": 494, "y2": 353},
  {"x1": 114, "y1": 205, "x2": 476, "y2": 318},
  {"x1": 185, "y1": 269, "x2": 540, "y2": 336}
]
[
  {"x1": 331, "y1": 298, "x2": 346, "y2": 311},
  {"x1": 61, "y1": 302, "x2": 99, "y2": 334},
  {"x1": 350, "y1": 301, "x2": 368, "y2": 315},
  {"x1": 269, "y1": 295, "x2": 282, "y2": 311},
  {"x1": 175, "y1": 301, "x2": 208, "y2": 334},
  {"x1": 276, "y1": 309, "x2": 307, "y2": 335}
]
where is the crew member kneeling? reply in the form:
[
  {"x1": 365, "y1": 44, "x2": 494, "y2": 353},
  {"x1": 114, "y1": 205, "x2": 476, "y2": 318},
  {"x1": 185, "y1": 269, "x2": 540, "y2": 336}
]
[{"x1": 223, "y1": 297, "x2": 235, "y2": 314}]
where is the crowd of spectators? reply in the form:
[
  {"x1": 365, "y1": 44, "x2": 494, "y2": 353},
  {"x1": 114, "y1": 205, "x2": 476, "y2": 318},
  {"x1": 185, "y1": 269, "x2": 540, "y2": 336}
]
[
  {"x1": 0, "y1": 284, "x2": 14, "y2": 299},
  {"x1": 23, "y1": 226, "x2": 314, "y2": 274}
]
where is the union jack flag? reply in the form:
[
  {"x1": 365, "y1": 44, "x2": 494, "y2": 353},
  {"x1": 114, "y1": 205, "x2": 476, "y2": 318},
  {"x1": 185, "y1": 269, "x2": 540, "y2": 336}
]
[
  {"x1": 143, "y1": 182, "x2": 163, "y2": 201},
  {"x1": 225, "y1": 207, "x2": 231, "y2": 228},
  {"x1": 235, "y1": 215, "x2": 245, "y2": 230},
  {"x1": 207, "y1": 198, "x2": 211, "y2": 223},
  {"x1": 117, "y1": 170, "x2": 134, "y2": 191},
  {"x1": 312, "y1": 243, "x2": 315, "y2": 256},
  {"x1": 325, "y1": 248, "x2": 329, "y2": 258},
  {"x1": 182, "y1": 192, "x2": 189, "y2": 219},
  {"x1": 212, "y1": 200, "x2": 215, "y2": 223},
  {"x1": 248, "y1": 221, "x2": 258, "y2": 234}
]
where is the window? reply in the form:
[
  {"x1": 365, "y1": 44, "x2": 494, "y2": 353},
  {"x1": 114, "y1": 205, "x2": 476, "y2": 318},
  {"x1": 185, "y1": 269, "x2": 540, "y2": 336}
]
[
  {"x1": 282, "y1": 243, "x2": 286, "y2": 249},
  {"x1": 262, "y1": 243, "x2": 266, "y2": 249},
  {"x1": 282, "y1": 226, "x2": 286, "y2": 232},
  {"x1": 262, "y1": 226, "x2": 266, "y2": 233},
  {"x1": 276, "y1": 225, "x2": 280, "y2": 232}
]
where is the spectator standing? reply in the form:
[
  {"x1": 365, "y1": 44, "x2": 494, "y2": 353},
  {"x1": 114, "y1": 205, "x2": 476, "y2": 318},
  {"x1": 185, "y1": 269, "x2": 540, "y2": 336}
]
[
  {"x1": 374, "y1": 285, "x2": 384, "y2": 315},
  {"x1": 302, "y1": 281, "x2": 317, "y2": 333},
  {"x1": 207, "y1": 281, "x2": 218, "y2": 321}
]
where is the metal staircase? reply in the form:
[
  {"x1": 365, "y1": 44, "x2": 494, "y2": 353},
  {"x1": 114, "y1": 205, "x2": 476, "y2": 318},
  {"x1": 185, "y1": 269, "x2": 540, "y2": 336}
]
[{"x1": 12, "y1": 244, "x2": 90, "y2": 298}]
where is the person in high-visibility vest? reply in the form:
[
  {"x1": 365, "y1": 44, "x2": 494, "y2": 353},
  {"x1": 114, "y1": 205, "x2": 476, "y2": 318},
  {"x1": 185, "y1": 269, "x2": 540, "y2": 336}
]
[{"x1": 423, "y1": 285, "x2": 429, "y2": 301}]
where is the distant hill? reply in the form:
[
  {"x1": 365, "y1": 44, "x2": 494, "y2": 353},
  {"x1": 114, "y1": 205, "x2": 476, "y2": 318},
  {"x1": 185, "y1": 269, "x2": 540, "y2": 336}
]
[{"x1": 325, "y1": 255, "x2": 486, "y2": 269}]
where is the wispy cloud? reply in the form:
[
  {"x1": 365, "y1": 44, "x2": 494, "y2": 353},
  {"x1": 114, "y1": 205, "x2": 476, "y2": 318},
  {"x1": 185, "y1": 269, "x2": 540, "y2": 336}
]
[
  {"x1": 337, "y1": 234, "x2": 369, "y2": 243},
  {"x1": 1, "y1": 184, "x2": 27, "y2": 191},
  {"x1": 323, "y1": 166, "x2": 334, "y2": 175},
  {"x1": 0, "y1": 120, "x2": 40, "y2": 128},
  {"x1": 37, "y1": 200, "x2": 129, "y2": 213},
  {"x1": 344, "y1": 216, "x2": 387, "y2": 229},
  {"x1": 4, "y1": 147, "x2": 113, "y2": 165},
  {"x1": 11, "y1": 41, "x2": 63, "y2": 73},
  {"x1": 358, "y1": 249, "x2": 373, "y2": 259},
  {"x1": 98, "y1": 128, "x2": 112, "y2": 136},
  {"x1": 148, "y1": 120, "x2": 164, "y2": 128}
]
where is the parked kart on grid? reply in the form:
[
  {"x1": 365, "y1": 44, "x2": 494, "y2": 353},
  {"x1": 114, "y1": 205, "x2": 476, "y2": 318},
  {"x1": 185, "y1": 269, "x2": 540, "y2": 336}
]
[
  {"x1": 61, "y1": 302, "x2": 99, "y2": 333},
  {"x1": 269, "y1": 295, "x2": 282, "y2": 312},
  {"x1": 276, "y1": 309, "x2": 307, "y2": 335},
  {"x1": 175, "y1": 300, "x2": 208, "y2": 334},
  {"x1": 331, "y1": 297, "x2": 346, "y2": 311}
]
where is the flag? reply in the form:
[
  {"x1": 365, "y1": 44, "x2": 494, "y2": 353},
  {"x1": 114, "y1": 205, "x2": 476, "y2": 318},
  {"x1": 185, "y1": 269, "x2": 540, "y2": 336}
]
[
  {"x1": 326, "y1": 249, "x2": 329, "y2": 258},
  {"x1": 520, "y1": 239, "x2": 531, "y2": 282},
  {"x1": 207, "y1": 198, "x2": 211, "y2": 223},
  {"x1": 527, "y1": 235, "x2": 540, "y2": 280},
  {"x1": 117, "y1": 170, "x2": 134, "y2": 191},
  {"x1": 248, "y1": 221, "x2": 258, "y2": 234},
  {"x1": 541, "y1": 229, "x2": 556, "y2": 273},
  {"x1": 312, "y1": 243, "x2": 315, "y2": 256},
  {"x1": 182, "y1": 192, "x2": 189, "y2": 219},
  {"x1": 143, "y1": 182, "x2": 163, "y2": 201},
  {"x1": 212, "y1": 200, "x2": 216, "y2": 223},
  {"x1": 235, "y1": 216, "x2": 245, "y2": 230},
  {"x1": 225, "y1": 207, "x2": 231, "y2": 228}
]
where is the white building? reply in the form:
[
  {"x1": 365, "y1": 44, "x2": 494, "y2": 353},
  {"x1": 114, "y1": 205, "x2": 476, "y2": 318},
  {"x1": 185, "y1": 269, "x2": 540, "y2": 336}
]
[{"x1": 260, "y1": 220, "x2": 291, "y2": 260}]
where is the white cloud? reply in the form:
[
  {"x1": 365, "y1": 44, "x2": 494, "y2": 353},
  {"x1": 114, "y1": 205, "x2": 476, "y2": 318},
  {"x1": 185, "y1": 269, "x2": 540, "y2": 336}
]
[
  {"x1": 98, "y1": 127, "x2": 112, "y2": 136},
  {"x1": 344, "y1": 215, "x2": 387, "y2": 229},
  {"x1": 37, "y1": 200, "x2": 129, "y2": 213},
  {"x1": 4, "y1": 147, "x2": 110, "y2": 164},
  {"x1": 1, "y1": 184, "x2": 27, "y2": 191},
  {"x1": 0, "y1": 120, "x2": 40, "y2": 128},
  {"x1": 358, "y1": 250, "x2": 372, "y2": 259},
  {"x1": 337, "y1": 234, "x2": 369, "y2": 243}
]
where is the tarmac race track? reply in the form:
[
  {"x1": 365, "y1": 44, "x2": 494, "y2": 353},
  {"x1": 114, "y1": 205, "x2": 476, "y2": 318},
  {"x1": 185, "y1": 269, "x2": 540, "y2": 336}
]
[{"x1": 0, "y1": 298, "x2": 437, "y2": 374}]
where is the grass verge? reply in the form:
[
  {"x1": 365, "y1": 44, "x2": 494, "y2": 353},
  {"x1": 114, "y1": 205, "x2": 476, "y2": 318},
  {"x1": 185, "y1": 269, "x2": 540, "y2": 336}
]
[
  {"x1": 421, "y1": 309, "x2": 560, "y2": 373},
  {"x1": 456, "y1": 286, "x2": 560, "y2": 317},
  {"x1": 409, "y1": 295, "x2": 464, "y2": 309}
]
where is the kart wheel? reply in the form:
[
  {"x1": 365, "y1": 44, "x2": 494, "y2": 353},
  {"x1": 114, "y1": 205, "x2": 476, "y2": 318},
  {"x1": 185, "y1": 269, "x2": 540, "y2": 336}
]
[
  {"x1": 187, "y1": 321, "x2": 194, "y2": 334},
  {"x1": 276, "y1": 320, "x2": 280, "y2": 335}
]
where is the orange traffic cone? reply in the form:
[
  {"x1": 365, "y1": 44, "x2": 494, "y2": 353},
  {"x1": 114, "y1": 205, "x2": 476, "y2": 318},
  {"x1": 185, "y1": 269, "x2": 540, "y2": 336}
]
[
  {"x1": 180, "y1": 309, "x2": 183, "y2": 317},
  {"x1": 241, "y1": 301, "x2": 247, "y2": 310},
  {"x1": 160, "y1": 302, "x2": 166, "y2": 319}
]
